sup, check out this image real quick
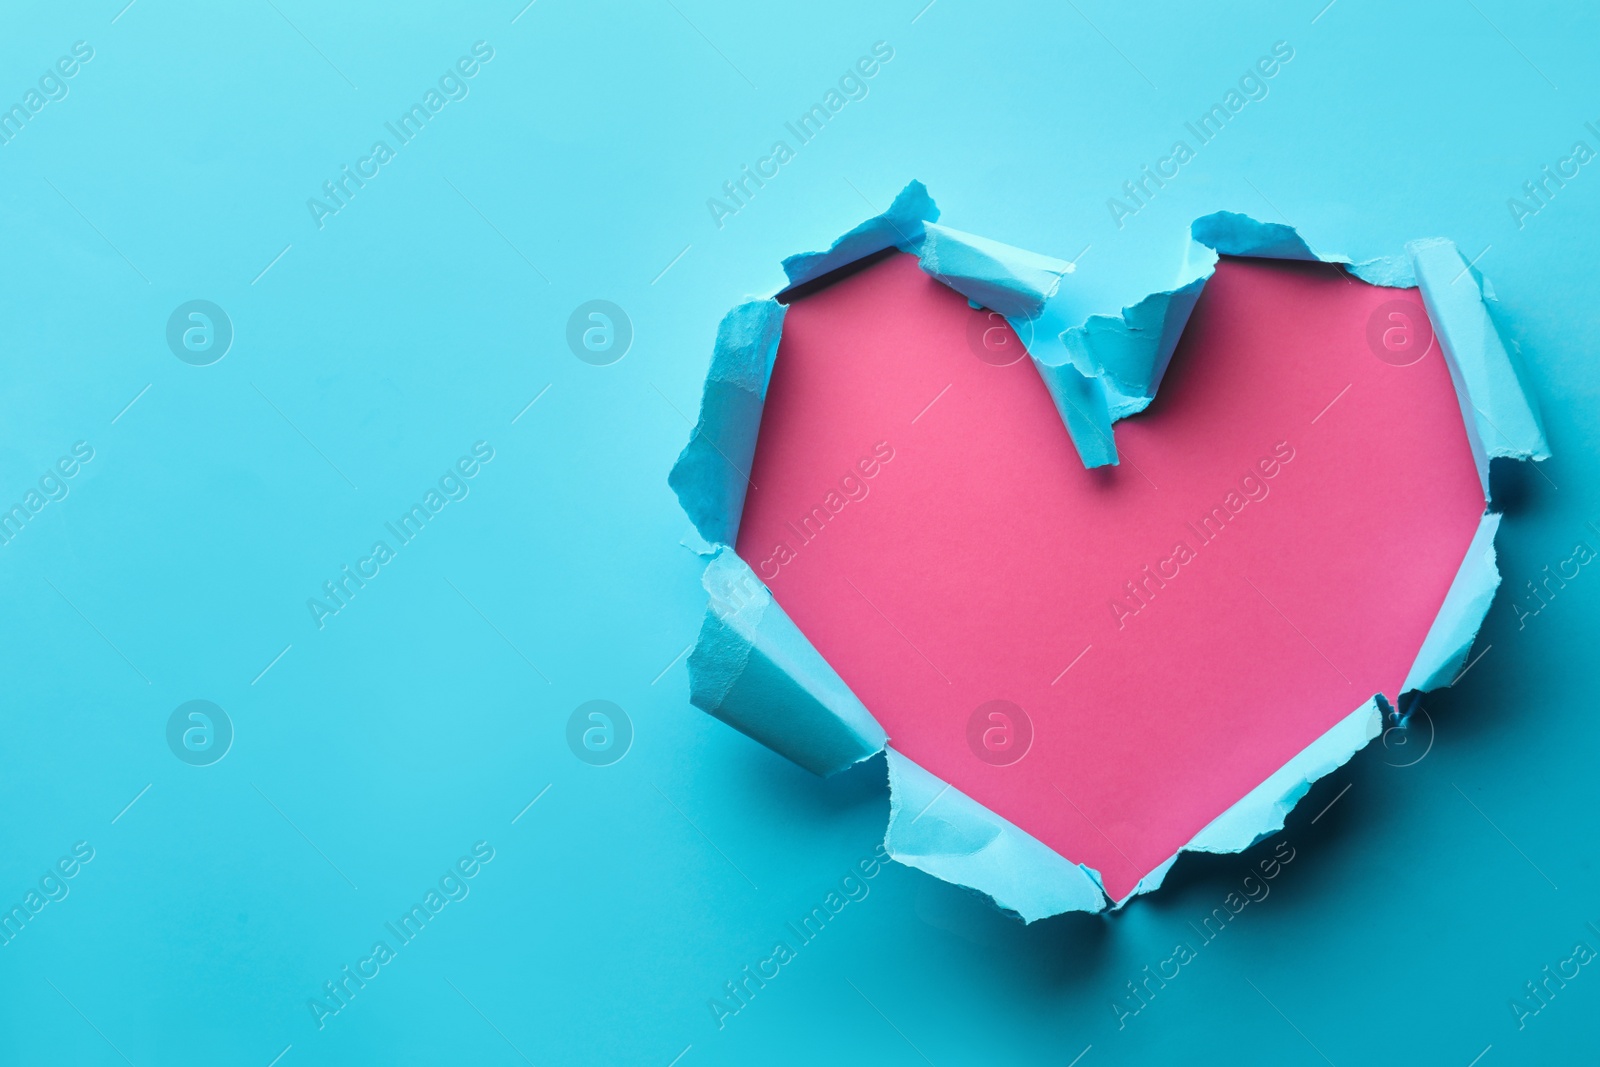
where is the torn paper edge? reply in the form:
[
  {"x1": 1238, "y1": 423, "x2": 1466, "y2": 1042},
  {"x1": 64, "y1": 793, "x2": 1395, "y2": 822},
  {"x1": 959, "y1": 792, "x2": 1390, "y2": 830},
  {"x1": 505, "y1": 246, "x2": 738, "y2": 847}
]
[
  {"x1": 670, "y1": 182, "x2": 1551, "y2": 921},
  {"x1": 1401, "y1": 511, "x2": 1502, "y2": 694},
  {"x1": 885, "y1": 748, "x2": 1107, "y2": 923},
  {"x1": 1114, "y1": 698, "x2": 1383, "y2": 907},
  {"x1": 667, "y1": 300, "x2": 787, "y2": 547},
  {"x1": 914, "y1": 210, "x2": 1419, "y2": 470},
  {"x1": 916, "y1": 222, "x2": 1074, "y2": 319},
  {"x1": 781, "y1": 180, "x2": 939, "y2": 290},
  {"x1": 1407, "y1": 238, "x2": 1552, "y2": 499},
  {"x1": 669, "y1": 183, "x2": 939, "y2": 549},
  {"x1": 688, "y1": 549, "x2": 886, "y2": 777}
]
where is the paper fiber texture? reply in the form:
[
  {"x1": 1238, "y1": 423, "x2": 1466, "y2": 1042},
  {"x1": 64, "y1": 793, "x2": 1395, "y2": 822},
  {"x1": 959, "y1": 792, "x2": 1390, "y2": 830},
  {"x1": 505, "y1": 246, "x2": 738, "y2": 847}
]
[
  {"x1": 911, "y1": 212, "x2": 1460, "y2": 472},
  {"x1": 781, "y1": 180, "x2": 940, "y2": 290},
  {"x1": 914, "y1": 222, "x2": 1074, "y2": 320},
  {"x1": 1408, "y1": 238, "x2": 1551, "y2": 497},
  {"x1": 884, "y1": 749, "x2": 1108, "y2": 922},
  {"x1": 687, "y1": 550, "x2": 886, "y2": 777},
  {"x1": 1402, "y1": 511, "x2": 1503, "y2": 694},
  {"x1": 667, "y1": 300, "x2": 787, "y2": 547}
]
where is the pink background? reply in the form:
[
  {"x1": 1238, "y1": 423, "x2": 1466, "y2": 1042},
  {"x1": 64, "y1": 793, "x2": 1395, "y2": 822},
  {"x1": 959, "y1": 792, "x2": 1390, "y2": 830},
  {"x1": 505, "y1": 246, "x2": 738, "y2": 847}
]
[{"x1": 737, "y1": 252, "x2": 1484, "y2": 901}]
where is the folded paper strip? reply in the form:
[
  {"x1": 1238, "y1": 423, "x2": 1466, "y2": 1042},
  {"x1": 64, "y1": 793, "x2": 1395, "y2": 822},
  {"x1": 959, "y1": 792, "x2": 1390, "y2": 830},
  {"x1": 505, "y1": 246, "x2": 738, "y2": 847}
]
[
  {"x1": 780, "y1": 180, "x2": 940, "y2": 291},
  {"x1": 667, "y1": 181, "x2": 1550, "y2": 921}
]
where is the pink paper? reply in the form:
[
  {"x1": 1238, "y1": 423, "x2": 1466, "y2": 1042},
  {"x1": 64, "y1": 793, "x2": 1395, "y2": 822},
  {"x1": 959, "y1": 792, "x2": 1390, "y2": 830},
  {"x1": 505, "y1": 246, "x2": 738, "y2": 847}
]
[{"x1": 734, "y1": 252, "x2": 1484, "y2": 902}]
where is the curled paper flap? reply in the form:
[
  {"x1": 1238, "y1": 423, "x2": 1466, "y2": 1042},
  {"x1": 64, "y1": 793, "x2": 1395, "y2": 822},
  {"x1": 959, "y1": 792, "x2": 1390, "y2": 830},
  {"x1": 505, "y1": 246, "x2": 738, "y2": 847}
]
[
  {"x1": 1038, "y1": 274, "x2": 1211, "y2": 468},
  {"x1": 1028, "y1": 360, "x2": 1121, "y2": 469},
  {"x1": 667, "y1": 300, "x2": 787, "y2": 546},
  {"x1": 781, "y1": 180, "x2": 940, "y2": 290},
  {"x1": 1178, "y1": 697, "x2": 1382, "y2": 857},
  {"x1": 1407, "y1": 238, "x2": 1551, "y2": 497},
  {"x1": 1058, "y1": 278, "x2": 1209, "y2": 421},
  {"x1": 915, "y1": 222, "x2": 1073, "y2": 320},
  {"x1": 1191, "y1": 210, "x2": 1415, "y2": 287},
  {"x1": 687, "y1": 550, "x2": 887, "y2": 777},
  {"x1": 1106, "y1": 699, "x2": 1382, "y2": 910},
  {"x1": 916, "y1": 211, "x2": 1419, "y2": 471},
  {"x1": 1119, "y1": 854, "x2": 1180, "y2": 903},
  {"x1": 1003, "y1": 212, "x2": 1417, "y2": 470},
  {"x1": 884, "y1": 749, "x2": 1108, "y2": 923},
  {"x1": 1402, "y1": 511, "x2": 1503, "y2": 694}
]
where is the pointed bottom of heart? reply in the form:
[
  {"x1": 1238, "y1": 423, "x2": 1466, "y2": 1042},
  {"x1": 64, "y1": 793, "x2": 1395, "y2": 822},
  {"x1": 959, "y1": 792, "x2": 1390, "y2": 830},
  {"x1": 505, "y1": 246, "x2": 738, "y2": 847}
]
[{"x1": 882, "y1": 700, "x2": 1381, "y2": 922}]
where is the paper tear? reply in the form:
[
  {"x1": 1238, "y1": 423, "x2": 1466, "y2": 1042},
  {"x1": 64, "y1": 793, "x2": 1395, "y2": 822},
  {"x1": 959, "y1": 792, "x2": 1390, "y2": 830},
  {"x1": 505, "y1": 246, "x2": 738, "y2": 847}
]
[
  {"x1": 1036, "y1": 274, "x2": 1211, "y2": 468},
  {"x1": 884, "y1": 749, "x2": 1108, "y2": 923},
  {"x1": 1191, "y1": 210, "x2": 1415, "y2": 287},
  {"x1": 1408, "y1": 238, "x2": 1551, "y2": 498},
  {"x1": 915, "y1": 222, "x2": 1074, "y2": 320},
  {"x1": 782, "y1": 180, "x2": 939, "y2": 290},
  {"x1": 1106, "y1": 697, "x2": 1382, "y2": 909},
  {"x1": 680, "y1": 526, "x2": 718, "y2": 558},
  {"x1": 687, "y1": 550, "x2": 886, "y2": 777},
  {"x1": 912, "y1": 211, "x2": 1417, "y2": 470},
  {"x1": 1402, "y1": 511, "x2": 1503, "y2": 693},
  {"x1": 1169, "y1": 699, "x2": 1382, "y2": 853},
  {"x1": 667, "y1": 300, "x2": 787, "y2": 547}
]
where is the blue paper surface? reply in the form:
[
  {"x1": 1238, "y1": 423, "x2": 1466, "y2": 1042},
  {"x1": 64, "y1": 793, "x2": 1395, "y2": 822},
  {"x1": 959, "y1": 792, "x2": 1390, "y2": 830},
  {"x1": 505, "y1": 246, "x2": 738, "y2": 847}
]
[
  {"x1": 669, "y1": 300, "x2": 786, "y2": 547},
  {"x1": 780, "y1": 179, "x2": 939, "y2": 289},
  {"x1": 688, "y1": 550, "x2": 885, "y2": 777},
  {"x1": 1, "y1": 3, "x2": 1596, "y2": 1064}
]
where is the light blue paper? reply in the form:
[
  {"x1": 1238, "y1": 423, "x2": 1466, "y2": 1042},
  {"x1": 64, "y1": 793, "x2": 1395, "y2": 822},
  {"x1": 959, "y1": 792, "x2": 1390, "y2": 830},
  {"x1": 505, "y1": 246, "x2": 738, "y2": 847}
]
[
  {"x1": 1191, "y1": 210, "x2": 1415, "y2": 287},
  {"x1": 1029, "y1": 360, "x2": 1122, "y2": 468},
  {"x1": 1111, "y1": 698, "x2": 1383, "y2": 908},
  {"x1": 1192, "y1": 210, "x2": 1321, "y2": 261},
  {"x1": 913, "y1": 212, "x2": 1423, "y2": 470},
  {"x1": 913, "y1": 222, "x2": 1151, "y2": 469},
  {"x1": 1178, "y1": 698, "x2": 1382, "y2": 855},
  {"x1": 914, "y1": 222, "x2": 1074, "y2": 320},
  {"x1": 883, "y1": 749, "x2": 1108, "y2": 923},
  {"x1": 781, "y1": 180, "x2": 940, "y2": 289},
  {"x1": 1058, "y1": 278, "x2": 1210, "y2": 421},
  {"x1": 667, "y1": 299, "x2": 787, "y2": 546},
  {"x1": 1023, "y1": 271, "x2": 1210, "y2": 470},
  {"x1": 687, "y1": 550, "x2": 887, "y2": 777},
  {"x1": 1408, "y1": 238, "x2": 1552, "y2": 497},
  {"x1": 1401, "y1": 511, "x2": 1503, "y2": 693}
]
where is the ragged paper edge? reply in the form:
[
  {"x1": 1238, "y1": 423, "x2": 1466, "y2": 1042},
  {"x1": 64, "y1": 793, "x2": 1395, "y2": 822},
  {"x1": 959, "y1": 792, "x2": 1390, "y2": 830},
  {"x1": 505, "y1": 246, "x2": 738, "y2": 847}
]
[
  {"x1": 1112, "y1": 698, "x2": 1384, "y2": 907},
  {"x1": 884, "y1": 748, "x2": 1109, "y2": 923},
  {"x1": 671, "y1": 184, "x2": 1551, "y2": 921},
  {"x1": 915, "y1": 222, "x2": 1074, "y2": 320},
  {"x1": 1407, "y1": 238, "x2": 1552, "y2": 499},
  {"x1": 781, "y1": 180, "x2": 939, "y2": 290},
  {"x1": 1115, "y1": 506, "x2": 1512, "y2": 913},
  {"x1": 667, "y1": 300, "x2": 787, "y2": 547},
  {"x1": 687, "y1": 549, "x2": 887, "y2": 778},
  {"x1": 1192, "y1": 210, "x2": 1416, "y2": 287},
  {"x1": 1401, "y1": 511, "x2": 1503, "y2": 694},
  {"x1": 679, "y1": 550, "x2": 1115, "y2": 922},
  {"x1": 914, "y1": 210, "x2": 1418, "y2": 470},
  {"x1": 669, "y1": 182, "x2": 942, "y2": 548}
]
